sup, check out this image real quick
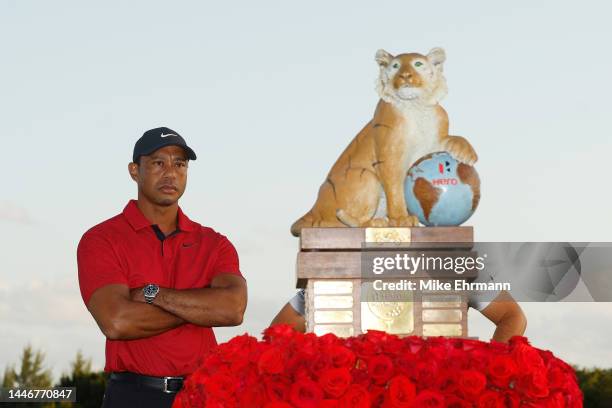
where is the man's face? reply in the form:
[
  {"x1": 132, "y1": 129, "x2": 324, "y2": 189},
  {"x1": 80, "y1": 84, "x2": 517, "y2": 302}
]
[{"x1": 129, "y1": 145, "x2": 189, "y2": 206}]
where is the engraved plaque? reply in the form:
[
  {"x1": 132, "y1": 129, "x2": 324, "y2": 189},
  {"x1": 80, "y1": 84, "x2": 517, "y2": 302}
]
[
  {"x1": 423, "y1": 324, "x2": 463, "y2": 336},
  {"x1": 314, "y1": 280, "x2": 353, "y2": 295},
  {"x1": 422, "y1": 295, "x2": 462, "y2": 308},
  {"x1": 314, "y1": 295, "x2": 353, "y2": 309},
  {"x1": 361, "y1": 281, "x2": 414, "y2": 334},
  {"x1": 314, "y1": 325, "x2": 354, "y2": 337},
  {"x1": 422, "y1": 309, "x2": 462, "y2": 322},
  {"x1": 314, "y1": 310, "x2": 353, "y2": 323},
  {"x1": 365, "y1": 227, "x2": 411, "y2": 243}
]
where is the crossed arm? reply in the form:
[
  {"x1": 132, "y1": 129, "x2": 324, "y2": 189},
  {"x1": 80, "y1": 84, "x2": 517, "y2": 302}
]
[{"x1": 87, "y1": 273, "x2": 247, "y2": 341}]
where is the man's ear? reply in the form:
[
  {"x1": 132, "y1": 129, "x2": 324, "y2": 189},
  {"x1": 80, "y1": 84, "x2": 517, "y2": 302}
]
[
  {"x1": 375, "y1": 49, "x2": 394, "y2": 67},
  {"x1": 128, "y1": 162, "x2": 139, "y2": 182}
]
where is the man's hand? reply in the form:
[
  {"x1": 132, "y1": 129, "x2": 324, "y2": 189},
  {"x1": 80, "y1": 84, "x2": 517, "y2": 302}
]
[
  {"x1": 130, "y1": 286, "x2": 145, "y2": 303},
  {"x1": 479, "y1": 291, "x2": 527, "y2": 343}
]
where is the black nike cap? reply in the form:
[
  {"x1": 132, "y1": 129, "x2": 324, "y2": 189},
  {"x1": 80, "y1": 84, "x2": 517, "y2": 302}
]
[{"x1": 132, "y1": 127, "x2": 197, "y2": 163}]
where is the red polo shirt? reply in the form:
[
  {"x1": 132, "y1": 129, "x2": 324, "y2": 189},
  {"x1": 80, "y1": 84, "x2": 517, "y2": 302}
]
[{"x1": 77, "y1": 200, "x2": 242, "y2": 376}]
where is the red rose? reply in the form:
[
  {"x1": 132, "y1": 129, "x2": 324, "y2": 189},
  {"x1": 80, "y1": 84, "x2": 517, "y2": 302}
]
[
  {"x1": 459, "y1": 338, "x2": 483, "y2": 352},
  {"x1": 320, "y1": 400, "x2": 340, "y2": 408},
  {"x1": 547, "y1": 366, "x2": 569, "y2": 390},
  {"x1": 512, "y1": 343, "x2": 545, "y2": 374},
  {"x1": 369, "y1": 385, "x2": 386, "y2": 407},
  {"x1": 329, "y1": 345, "x2": 356, "y2": 369},
  {"x1": 381, "y1": 335, "x2": 406, "y2": 357},
  {"x1": 317, "y1": 367, "x2": 352, "y2": 398},
  {"x1": 415, "y1": 360, "x2": 439, "y2": 387},
  {"x1": 403, "y1": 336, "x2": 425, "y2": 354},
  {"x1": 476, "y1": 390, "x2": 505, "y2": 408},
  {"x1": 458, "y1": 370, "x2": 487, "y2": 400},
  {"x1": 393, "y1": 353, "x2": 417, "y2": 378},
  {"x1": 258, "y1": 346, "x2": 285, "y2": 375},
  {"x1": 383, "y1": 375, "x2": 416, "y2": 408},
  {"x1": 508, "y1": 336, "x2": 530, "y2": 346},
  {"x1": 351, "y1": 339, "x2": 378, "y2": 359},
  {"x1": 289, "y1": 379, "x2": 324, "y2": 408},
  {"x1": 367, "y1": 355, "x2": 394, "y2": 385},
  {"x1": 413, "y1": 389, "x2": 445, "y2": 407},
  {"x1": 502, "y1": 390, "x2": 521, "y2": 408},
  {"x1": 171, "y1": 392, "x2": 187, "y2": 408},
  {"x1": 263, "y1": 323, "x2": 296, "y2": 342},
  {"x1": 338, "y1": 384, "x2": 371, "y2": 408},
  {"x1": 319, "y1": 332, "x2": 342, "y2": 347},
  {"x1": 364, "y1": 330, "x2": 392, "y2": 344},
  {"x1": 238, "y1": 383, "x2": 267, "y2": 407},
  {"x1": 203, "y1": 372, "x2": 236, "y2": 401},
  {"x1": 517, "y1": 371, "x2": 550, "y2": 399},
  {"x1": 351, "y1": 366, "x2": 371, "y2": 388},
  {"x1": 466, "y1": 347, "x2": 492, "y2": 373},
  {"x1": 203, "y1": 396, "x2": 230, "y2": 408},
  {"x1": 264, "y1": 402, "x2": 292, "y2": 408},
  {"x1": 541, "y1": 391, "x2": 567, "y2": 408},
  {"x1": 265, "y1": 377, "x2": 290, "y2": 401},
  {"x1": 444, "y1": 395, "x2": 471, "y2": 408},
  {"x1": 487, "y1": 354, "x2": 516, "y2": 388}
]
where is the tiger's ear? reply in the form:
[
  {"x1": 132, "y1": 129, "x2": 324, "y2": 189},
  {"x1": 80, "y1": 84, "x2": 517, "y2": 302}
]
[
  {"x1": 375, "y1": 49, "x2": 394, "y2": 67},
  {"x1": 427, "y1": 47, "x2": 446, "y2": 67}
]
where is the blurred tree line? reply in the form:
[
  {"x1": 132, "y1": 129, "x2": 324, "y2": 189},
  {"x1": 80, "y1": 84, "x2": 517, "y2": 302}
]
[
  {"x1": 2, "y1": 345, "x2": 106, "y2": 408},
  {"x1": 2, "y1": 345, "x2": 612, "y2": 407}
]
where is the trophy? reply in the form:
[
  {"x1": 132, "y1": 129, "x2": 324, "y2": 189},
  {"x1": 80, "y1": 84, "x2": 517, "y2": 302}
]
[{"x1": 291, "y1": 48, "x2": 480, "y2": 338}]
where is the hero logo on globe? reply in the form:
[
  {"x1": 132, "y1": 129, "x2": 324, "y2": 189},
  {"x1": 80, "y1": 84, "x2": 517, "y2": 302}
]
[{"x1": 432, "y1": 178, "x2": 459, "y2": 186}]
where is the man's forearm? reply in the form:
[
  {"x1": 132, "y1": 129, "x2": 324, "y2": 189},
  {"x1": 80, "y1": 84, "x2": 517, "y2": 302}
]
[
  {"x1": 105, "y1": 300, "x2": 184, "y2": 340},
  {"x1": 491, "y1": 310, "x2": 527, "y2": 343},
  {"x1": 153, "y1": 286, "x2": 245, "y2": 327}
]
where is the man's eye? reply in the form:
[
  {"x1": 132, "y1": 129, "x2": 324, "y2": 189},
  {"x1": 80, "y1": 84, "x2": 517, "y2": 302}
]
[
  {"x1": 414, "y1": 61, "x2": 423, "y2": 67},
  {"x1": 392, "y1": 63, "x2": 400, "y2": 69}
]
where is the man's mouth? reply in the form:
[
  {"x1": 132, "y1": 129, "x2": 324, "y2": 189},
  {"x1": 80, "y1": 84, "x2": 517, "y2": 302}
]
[{"x1": 159, "y1": 185, "x2": 178, "y2": 194}]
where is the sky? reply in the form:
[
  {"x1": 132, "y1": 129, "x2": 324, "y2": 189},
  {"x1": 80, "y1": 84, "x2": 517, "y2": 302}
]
[{"x1": 1, "y1": 0, "x2": 611, "y2": 380}]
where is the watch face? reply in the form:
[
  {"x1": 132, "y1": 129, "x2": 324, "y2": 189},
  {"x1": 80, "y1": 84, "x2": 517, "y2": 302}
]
[{"x1": 144, "y1": 284, "x2": 159, "y2": 298}]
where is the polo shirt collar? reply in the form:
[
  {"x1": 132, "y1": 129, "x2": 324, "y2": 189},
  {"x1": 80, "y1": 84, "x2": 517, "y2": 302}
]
[
  {"x1": 123, "y1": 200, "x2": 197, "y2": 232},
  {"x1": 177, "y1": 206, "x2": 197, "y2": 232}
]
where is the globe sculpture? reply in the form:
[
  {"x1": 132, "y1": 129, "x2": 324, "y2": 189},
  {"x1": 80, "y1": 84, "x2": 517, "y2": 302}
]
[{"x1": 404, "y1": 151, "x2": 480, "y2": 226}]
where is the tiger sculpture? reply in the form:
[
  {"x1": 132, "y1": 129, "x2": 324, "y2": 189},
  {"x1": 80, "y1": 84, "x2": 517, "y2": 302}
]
[{"x1": 291, "y1": 47, "x2": 478, "y2": 237}]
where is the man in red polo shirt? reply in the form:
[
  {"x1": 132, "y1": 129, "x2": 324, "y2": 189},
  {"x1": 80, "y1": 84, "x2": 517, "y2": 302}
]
[{"x1": 77, "y1": 127, "x2": 247, "y2": 407}]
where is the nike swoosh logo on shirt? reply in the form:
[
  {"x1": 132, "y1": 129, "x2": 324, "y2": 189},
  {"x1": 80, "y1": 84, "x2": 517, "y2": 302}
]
[{"x1": 182, "y1": 242, "x2": 195, "y2": 248}]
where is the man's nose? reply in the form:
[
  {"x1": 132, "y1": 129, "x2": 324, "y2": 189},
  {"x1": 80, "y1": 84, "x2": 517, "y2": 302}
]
[{"x1": 162, "y1": 163, "x2": 178, "y2": 178}]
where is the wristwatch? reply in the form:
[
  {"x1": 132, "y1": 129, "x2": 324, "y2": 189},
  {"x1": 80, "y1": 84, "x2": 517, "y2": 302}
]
[{"x1": 143, "y1": 284, "x2": 160, "y2": 304}]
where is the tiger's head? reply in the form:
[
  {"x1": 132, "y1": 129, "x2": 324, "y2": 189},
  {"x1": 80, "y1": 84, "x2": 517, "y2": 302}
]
[{"x1": 375, "y1": 47, "x2": 447, "y2": 108}]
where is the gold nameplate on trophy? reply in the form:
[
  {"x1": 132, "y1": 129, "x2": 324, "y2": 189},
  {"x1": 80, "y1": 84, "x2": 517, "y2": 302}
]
[
  {"x1": 313, "y1": 280, "x2": 353, "y2": 295},
  {"x1": 365, "y1": 227, "x2": 411, "y2": 243},
  {"x1": 314, "y1": 295, "x2": 353, "y2": 309}
]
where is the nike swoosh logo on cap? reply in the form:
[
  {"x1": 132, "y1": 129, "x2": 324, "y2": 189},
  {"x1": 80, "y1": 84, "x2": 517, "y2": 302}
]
[{"x1": 160, "y1": 133, "x2": 178, "y2": 138}]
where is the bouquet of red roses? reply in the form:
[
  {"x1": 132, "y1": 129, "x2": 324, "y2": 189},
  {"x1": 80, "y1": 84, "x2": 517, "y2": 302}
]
[{"x1": 172, "y1": 325, "x2": 582, "y2": 407}]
